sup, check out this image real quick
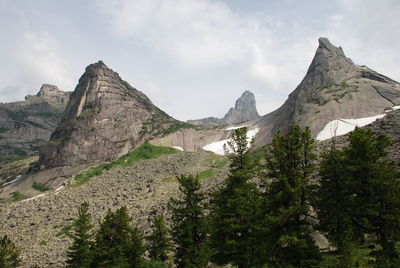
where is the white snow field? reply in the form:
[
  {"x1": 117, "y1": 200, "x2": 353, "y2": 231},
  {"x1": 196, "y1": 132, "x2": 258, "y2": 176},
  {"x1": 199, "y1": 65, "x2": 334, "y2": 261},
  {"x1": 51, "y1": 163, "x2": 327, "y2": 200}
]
[
  {"x1": 225, "y1": 125, "x2": 249, "y2": 131},
  {"x1": 317, "y1": 106, "x2": 400, "y2": 141},
  {"x1": 172, "y1": 146, "x2": 184, "y2": 151},
  {"x1": 203, "y1": 128, "x2": 259, "y2": 155}
]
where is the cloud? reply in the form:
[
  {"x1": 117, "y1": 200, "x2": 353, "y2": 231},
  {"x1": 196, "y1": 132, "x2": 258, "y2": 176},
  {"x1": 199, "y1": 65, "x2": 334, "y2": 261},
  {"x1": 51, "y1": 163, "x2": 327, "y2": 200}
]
[{"x1": 17, "y1": 32, "x2": 74, "y2": 91}]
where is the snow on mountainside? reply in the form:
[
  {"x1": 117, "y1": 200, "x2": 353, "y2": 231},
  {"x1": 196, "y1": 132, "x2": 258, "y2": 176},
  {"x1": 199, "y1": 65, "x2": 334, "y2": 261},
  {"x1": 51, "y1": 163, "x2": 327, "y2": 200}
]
[
  {"x1": 203, "y1": 127, "x2": 259, "y2": 155},
  {"x1": 316, "y1": 106, "x2": 400, "y2": 140}
]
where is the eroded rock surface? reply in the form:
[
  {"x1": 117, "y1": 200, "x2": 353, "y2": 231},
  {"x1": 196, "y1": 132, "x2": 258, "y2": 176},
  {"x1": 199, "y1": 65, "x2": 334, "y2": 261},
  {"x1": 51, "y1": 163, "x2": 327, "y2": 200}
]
[{"x1": 0, "y1": 84, "x2": 70, "y2": 159}]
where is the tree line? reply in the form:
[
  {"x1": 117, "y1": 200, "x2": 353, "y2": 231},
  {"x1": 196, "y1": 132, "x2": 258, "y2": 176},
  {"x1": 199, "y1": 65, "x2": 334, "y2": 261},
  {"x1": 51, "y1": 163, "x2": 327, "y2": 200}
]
[{"x1": 1, "y1": 125, "x2": 399, "y2": 267}]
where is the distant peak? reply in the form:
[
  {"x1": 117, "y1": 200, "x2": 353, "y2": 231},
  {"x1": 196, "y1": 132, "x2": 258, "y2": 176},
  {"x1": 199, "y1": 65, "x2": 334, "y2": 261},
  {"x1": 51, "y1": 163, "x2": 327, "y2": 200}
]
[
  {"x1": 37, "y1": 84, "x2": 61, "y2": 96},
  {"x1": 318, "y1": 37, "x2": 345, "y2": 56}
]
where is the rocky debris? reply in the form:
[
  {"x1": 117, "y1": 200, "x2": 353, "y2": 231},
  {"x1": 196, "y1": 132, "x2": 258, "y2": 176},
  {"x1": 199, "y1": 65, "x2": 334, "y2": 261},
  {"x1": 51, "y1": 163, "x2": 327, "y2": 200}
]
[
  {"x1": 0, "y1": 151, "x2": 230, "y2": 267},
  {"x1": 38, "y1": 61, "x2": 184, "y2": 174},
  {"x1": 187, "y1": 90, "x2": 260, "y2": 126},
  {"x1": 0, "y1": 84, "x2": 69, "y2": 159},
  {"x1": 254, "y1": 37, "x2": 400, "y2": 147}
]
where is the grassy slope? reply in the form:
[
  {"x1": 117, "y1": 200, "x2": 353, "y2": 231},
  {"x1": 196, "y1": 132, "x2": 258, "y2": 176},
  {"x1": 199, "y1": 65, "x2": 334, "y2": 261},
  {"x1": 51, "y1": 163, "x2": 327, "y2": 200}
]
[{"x1": 72, "y1": 143, "x2": 178, "y2": 186}]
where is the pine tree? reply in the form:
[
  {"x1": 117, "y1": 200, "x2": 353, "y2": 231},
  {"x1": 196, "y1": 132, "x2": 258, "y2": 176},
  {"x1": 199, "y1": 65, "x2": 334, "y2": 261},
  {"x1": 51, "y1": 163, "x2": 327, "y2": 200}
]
[
  {"x1": 0, "y1": 235, "x2": 21, "y2": 268},
  {"x1": 169, "y1": 175, "x2": 209, "y2": 268},
  {"x1": 92, "y1": 206, "x2": 144, "y2": 267},
  {"x1": 147, "y1": 215, "x2": 172, "y2": 263},
  {"x1": 261, "y1": 125, "x2": 320, "y2": 267},
  {"x1": 210, "y1": 127, "x2": 262, "y2": 268},
  {"x1": 315, "y1": 144, "x2": 369, "y2": 268},
  {"x1": 66, "y1": 202, "x2": 94, "y2": 267}
]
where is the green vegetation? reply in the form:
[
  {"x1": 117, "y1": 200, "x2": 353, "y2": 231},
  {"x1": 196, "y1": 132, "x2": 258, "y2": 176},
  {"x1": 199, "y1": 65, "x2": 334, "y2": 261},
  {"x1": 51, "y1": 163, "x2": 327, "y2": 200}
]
[
  {"x1": 147, "y1": 215, "x2": 172, "y2": 263},
  {"x1": 10, "y1": 191, "x2": 27, "y2": 202},
  {"x1": 66, "y1": 202, "x2": 94, "y2": 267},
  {"x1": 32, "y1": 182, "x2": 52, "y2": 192},
  {"x1": 12, "y1": 148, "x2": 27, "y2": 158},
  {"x1": 197, "y1": 169, "x2": 214, "y2": 180},
  {"x1": 72, "y1": 143, "x2": 178, "y2": 186},
  {"x1": 0, "y1": 235, "x2": 21, "y2": 267},
  {"x1": 0, "y1": 127, "x2": 9, "y2": 133},
  {"x1": 169, "y1": 175, "x2": 210, "y2": 268}
]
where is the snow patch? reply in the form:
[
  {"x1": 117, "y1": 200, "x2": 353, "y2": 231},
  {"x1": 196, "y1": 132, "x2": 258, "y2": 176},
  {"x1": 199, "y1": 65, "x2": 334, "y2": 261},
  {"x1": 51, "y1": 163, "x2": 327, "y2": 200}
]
[
  {"x1": 2, "y1": 175, "x2": 22, "y2": 187},
  {"x1": 55, "y1": 186, "x2": 64, "y2": 192},
  {"x1": 172, "y1": 146, "x2": 184, "y2": 151},
  {"x1": 316, "y1": 114, "x2": 385, "y2": 141},
  {"x1": 203, "y1": 128, "x2": 259, "y2": 155},
  {"x1": 225, "y1": 125, "x2": 249, "y2": 131}
]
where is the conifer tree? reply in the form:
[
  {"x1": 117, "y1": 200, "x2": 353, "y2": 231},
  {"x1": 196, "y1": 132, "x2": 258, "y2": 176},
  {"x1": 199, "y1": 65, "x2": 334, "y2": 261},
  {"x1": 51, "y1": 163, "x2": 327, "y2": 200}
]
[
  {"x1": 0, "y1": 235, "x2": 20, "y2": 268},
  {"x1": 66, "y1": 202, "x2": 94, "y2": 267},
  {"x1": 169, "y1": 175, "x2": 209, "y2": 268},
  {"x1": 92, "y1": 206, "x2": 144, "y2": 267},
  {"x1": 147, "y1": 215, "x2": 172, "y2": 263},
  {"x1": 317, "y1": 128, "x2": 400, "y2": 267},
  {"x1": 262, "y1": 125, "x2": 320, "y2": 267},
  {"x1": 210, "y1": 127, "x2": 262, "y2": 268}
]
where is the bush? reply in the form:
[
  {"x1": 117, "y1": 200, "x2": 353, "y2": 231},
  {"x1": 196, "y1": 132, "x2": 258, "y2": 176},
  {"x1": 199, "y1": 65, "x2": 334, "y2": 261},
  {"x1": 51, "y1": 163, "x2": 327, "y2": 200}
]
[
  {"x1": 32, "y1": 182, "x2": 52, "y2": 192},
  {"x1": 138, "y1": 260, "x2": 168, "y2": 268}
]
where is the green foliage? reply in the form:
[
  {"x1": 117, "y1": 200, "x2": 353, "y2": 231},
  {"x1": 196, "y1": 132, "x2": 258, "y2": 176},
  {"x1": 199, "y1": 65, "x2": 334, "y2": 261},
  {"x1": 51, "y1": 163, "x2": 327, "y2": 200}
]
[
  {"x1": 66, "y1": 202, "x2": 94, "y2": 267},
  {"x1": 197, "y1": 169, "x2": 214, "y2": 180},
  {"x1": 169, "y1": 175, "x2": 210, "y2": 268},
  {"x1": 10, "y1": 191, "x2": 27, "y2": 202},
  {"x1": 138, "y1": 260, "x2": 168, "y2": 268},
  {"x1": 0, "y1": 235, "x2": 21, "y2": 268},
  {"x1": 92, "y1": 206, "x2": 144, "y2": 267},
  {"x1": 12, "y1": 148, "x2": 27, "y2": 158},
  {"x1": 147, "y1": 215, "x2": 172, "y2": 263},
  {"x1": 210, "y1": 127, "x2": 262, "y2": 268},
  {"x1": 0, "y1": 127, "x2": 9, "y2": 133},
  {"x1": 72, "y1": 143, "x2": 178, "y2": 186},
  {"x1": 261, "y1": 125, "x2": 320, "y2": 267},
  {"x1": 316, "y1": 128, "x2": 400, "y2": 267},
  {"x1": 32, "y1": 181, "x2": 52, "y2": 192}
]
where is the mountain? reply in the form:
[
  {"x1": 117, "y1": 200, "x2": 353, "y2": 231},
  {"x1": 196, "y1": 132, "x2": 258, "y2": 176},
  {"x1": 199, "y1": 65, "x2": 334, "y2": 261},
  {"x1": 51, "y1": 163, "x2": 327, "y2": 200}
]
[
  {"x1": 38, "y1": 61, "x2": 188, "y2": 172},
  {"x1": 0, "y1": 84, "x2": 70, "y2": 159},
  {"x1": 187, "y1": 90, "x2": 260, "y2": 126},
  {"x1": 254, "y1": 37, "x2": 400, "y2": 146}
]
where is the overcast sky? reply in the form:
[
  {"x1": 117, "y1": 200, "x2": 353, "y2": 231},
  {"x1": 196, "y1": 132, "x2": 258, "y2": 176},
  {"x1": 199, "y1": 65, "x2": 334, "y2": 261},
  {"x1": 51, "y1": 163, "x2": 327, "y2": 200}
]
[{"x1": 1, "y1": 0, "x2": 399, "y2": 121}]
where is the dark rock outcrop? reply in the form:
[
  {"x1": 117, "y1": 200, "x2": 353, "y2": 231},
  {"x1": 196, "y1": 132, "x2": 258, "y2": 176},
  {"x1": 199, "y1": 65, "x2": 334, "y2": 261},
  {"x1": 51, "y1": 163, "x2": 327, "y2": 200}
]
[
  {"x1": 254, "y1": 37, "x2": 400, "y2": 146},
  {"x1": 0, "y1": 85, "x2": 70, "y2": 158},
  {"x1": 187, "y1": 90, "x2": 260, "y2": 126},
  {"x1": 38, "y1": 61, "x2": 183, "y2": 170}
]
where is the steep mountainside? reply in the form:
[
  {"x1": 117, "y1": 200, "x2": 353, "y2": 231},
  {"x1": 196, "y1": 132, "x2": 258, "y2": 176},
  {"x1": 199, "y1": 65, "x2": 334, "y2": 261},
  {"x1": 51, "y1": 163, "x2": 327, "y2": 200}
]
[
  {"x1": 0, "y1": 84, "x2": 70, "y2": 159},
  {"x1": 187, "y1": 90, "x2": 260, "y2": 126},
  {"x1": 254, "y1": 38, "x2": 400, "y2": 146}
]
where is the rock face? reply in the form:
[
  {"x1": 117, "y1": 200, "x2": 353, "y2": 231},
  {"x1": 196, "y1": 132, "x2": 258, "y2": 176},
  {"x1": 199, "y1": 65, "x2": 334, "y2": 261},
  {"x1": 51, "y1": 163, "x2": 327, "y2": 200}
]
[
  {"x1": 187, "y1": 90, "x2": 260, "y2": 126},
  {"x1": 0, "y1": 85, "x2": 70, "y2": 159},
  {"x1": 254, "y1": 37, "x2": 400, "y2": 146},
  {"x1": 38, "y1": 61, "x2": 183, "y2": 170}
]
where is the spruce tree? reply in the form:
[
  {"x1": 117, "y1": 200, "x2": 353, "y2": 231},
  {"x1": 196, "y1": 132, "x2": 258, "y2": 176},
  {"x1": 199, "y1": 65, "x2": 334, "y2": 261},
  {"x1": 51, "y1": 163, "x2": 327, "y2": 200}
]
[
  {"x1": 210, "y1": 127, "x2": 262, "y2": 268},
  {"x1": 262, "y1": 125, "x2": 320, "y2": 267},
  {"x1": 92, "y1": 206, "x2": 144, "y2": 267},
  {"x1": 147, "y1": 215, "x2": 172, "y2": 263},
  {"x1": 169, "y1": 175, "x2": 209, "y2": 268},
  {"x1": 66, "y1": 202, "x2": 94, "y2": 267},
  {"x1": 0, "y1": 235, "x2": 20, "y2": 268}
]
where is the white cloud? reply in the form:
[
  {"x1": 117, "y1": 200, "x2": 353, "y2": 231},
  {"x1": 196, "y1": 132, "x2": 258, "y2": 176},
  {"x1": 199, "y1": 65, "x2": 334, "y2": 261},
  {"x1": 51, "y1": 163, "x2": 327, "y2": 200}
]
[{"x1": 17, "y1": 32, "x2": 74, "y2": 91}]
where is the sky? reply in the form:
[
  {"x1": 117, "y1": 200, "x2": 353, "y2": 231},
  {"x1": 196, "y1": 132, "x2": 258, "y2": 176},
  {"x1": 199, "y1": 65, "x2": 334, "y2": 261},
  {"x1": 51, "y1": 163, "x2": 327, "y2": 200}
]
[{"x1": 1, "y1": 0, "x2": 399, "y2": 121}]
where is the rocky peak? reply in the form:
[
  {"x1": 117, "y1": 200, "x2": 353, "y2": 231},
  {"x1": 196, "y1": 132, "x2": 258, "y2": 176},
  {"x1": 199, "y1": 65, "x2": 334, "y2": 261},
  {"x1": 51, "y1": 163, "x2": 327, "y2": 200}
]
[
  {"x1": 25, "y1": 84, "x2": 71, "y2": 106},
  {"x1": 187, "y1": 90, "x2": 260, "y2": 126},
  {"x1": 38, "y1": 60, "x2": 178, "y2": 171},
  {"x1": 254, "y1": 37, "x2": 400, "y2": 146}
]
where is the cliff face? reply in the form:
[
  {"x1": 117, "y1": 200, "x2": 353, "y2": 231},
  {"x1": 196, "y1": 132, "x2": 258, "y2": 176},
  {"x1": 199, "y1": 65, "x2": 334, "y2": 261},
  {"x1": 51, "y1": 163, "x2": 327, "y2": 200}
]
[
  {"x1": 0, "y1": 84, "x2": 70, "y2": 158},
  {"x1": 254, "y1": 38, "x2": 400, "y2": 146},
  {"x1": 38, "y1": 61, "x2": 182, "y2": 169},
  {"x1": 187, "y1": 90, "x2": 260, "y2": 126}
]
